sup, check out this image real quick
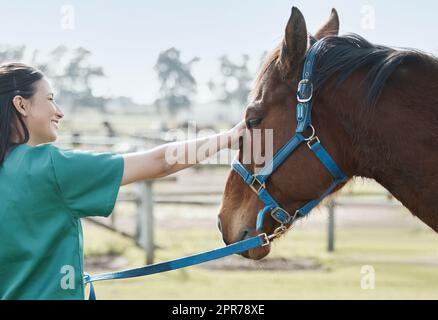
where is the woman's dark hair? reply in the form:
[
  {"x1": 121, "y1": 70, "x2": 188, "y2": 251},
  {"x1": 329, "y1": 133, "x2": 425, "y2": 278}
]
[{"x1": 0, "y1": 63, "x2": 44, "y2": 167}]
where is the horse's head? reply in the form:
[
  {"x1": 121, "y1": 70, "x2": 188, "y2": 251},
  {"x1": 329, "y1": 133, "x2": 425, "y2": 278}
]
[{"x1": 218, "y1": 7, "x2": 351, "y2": 260}]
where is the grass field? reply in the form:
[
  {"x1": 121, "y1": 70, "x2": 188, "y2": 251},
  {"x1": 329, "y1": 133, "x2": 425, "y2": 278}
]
[{"x1": 83, "y1": 222, "x2": 438, "y2": 300}]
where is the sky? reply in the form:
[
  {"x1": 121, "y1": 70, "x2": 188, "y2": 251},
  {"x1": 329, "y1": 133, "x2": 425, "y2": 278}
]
[{"x1": 1, "y1": 0, "x2": 437, "y2": 104}]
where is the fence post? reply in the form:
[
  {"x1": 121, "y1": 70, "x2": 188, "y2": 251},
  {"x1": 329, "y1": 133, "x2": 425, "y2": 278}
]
[
  {"x1": 327, "y1": 200, "x2": 336, "y2": 252},
  {"x1": 136, "y1": 181, "x2": 155, "y2": 264}
]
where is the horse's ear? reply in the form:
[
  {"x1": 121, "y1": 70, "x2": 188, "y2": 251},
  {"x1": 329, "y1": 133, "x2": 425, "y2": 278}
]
[
  {"x1": 279, "y1": 7, "x2": 308, "y2": 77},
  {"x1": 314, "y1": 8, "x2": 340, "y2": 40}
]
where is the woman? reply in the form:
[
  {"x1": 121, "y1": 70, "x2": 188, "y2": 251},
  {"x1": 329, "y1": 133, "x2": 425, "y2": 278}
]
[{"x1": 0, "y1": 63, "x2": 246, "y2": 300}]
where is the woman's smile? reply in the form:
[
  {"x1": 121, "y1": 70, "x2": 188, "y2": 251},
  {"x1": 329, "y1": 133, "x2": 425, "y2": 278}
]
[{"x1": 51, "y1": 120, "x2": 59, "y2": 129}]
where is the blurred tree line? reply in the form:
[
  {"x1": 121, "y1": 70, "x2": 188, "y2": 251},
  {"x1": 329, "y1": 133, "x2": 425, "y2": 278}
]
[
  {"x1": 0, "y1": 45, "x2": 107, "y2": 114},
  {"x1": 0, "y1": 45, "x2": 266, "y2": 115}
]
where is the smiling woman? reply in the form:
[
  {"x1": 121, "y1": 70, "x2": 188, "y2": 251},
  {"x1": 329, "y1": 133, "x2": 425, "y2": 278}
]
[
  {"x1": 0, "y1": 62, "x2": 246, "y2": 300},
  {"x1": 0, "y1": 63, "x2": 64, "y2": 166}
]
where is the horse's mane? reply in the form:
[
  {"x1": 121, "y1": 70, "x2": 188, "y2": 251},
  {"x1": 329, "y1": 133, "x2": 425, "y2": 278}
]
[
  {"x1": 251, "y1": 33, "x2": 438, "y2": 107},
  {"x1": 312, "y1": 33, "x2": 438, "y2": 107}
]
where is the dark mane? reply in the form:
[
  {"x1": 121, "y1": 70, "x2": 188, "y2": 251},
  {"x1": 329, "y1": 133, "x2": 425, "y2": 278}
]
[
  {"x1": 312, "y1": 33, "x2": 438, "y2": 107},
  {"x1": 252, "y1": 34, "x2": 438, "y2": 107}
]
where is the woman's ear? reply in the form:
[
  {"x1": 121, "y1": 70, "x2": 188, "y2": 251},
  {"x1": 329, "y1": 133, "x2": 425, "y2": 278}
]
[
  {"x1": 12, "y1": 96, "x2": 28, "y2": 117},
  {"x1": 279, "y1": 7, "x2": 308, "y2": 78},
  {"x1": 314, "y1": 8, "x2": 340, "y2": 40}
]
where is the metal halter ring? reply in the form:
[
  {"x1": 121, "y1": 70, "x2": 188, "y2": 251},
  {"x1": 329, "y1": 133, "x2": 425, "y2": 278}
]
[
  {"x1": 291, "y1": 209, "x2": 300, "y2": 222},
  {"x1": 249, "y1": 176, "x2": 265, "y2": 194},
  {"x1": 303, "y1": 124, "x2": 316, "y2": 141},
  {"x1": 267, "y1": 225, "x2": 289, "y2": 242}
]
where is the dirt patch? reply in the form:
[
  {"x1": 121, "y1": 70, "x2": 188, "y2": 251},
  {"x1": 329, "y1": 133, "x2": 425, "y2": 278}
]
[
  {"x1": 85, "y1": 254, "x2": 129, "y2": 271},
  {"x1": 84, "y1": 254, "x2": 324, "y2": 273},
  {"x1": 199, "y1": 256, "x2": 324, "y2": 271}
]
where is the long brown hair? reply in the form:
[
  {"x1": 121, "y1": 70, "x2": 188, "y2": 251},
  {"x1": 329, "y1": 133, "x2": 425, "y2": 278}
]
[{"x1": 0, "y1": 63, "x2": 44, "y2": 167}]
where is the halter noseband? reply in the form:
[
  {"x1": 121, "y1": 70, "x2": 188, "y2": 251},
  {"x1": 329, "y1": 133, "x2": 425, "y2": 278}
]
[{"x1": 232, "y1": 39, "x2": 348, "y2": 235}]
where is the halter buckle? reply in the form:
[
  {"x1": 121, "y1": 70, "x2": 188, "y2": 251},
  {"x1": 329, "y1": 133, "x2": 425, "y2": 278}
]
[
  {"x1": 270, "y1": 207, "x2": 292, "y2": 225},
  {"x1": 297, "y1": 79, "x2": 313, "y2": 103},
  {"x1": 249, "y1": 176, "x2": 265, "y2": 194}
]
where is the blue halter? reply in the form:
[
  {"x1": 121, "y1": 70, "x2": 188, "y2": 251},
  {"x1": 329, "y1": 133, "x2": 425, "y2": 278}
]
[{"x1": 232, "y1": 39, "x2": 348, "y2": 231}]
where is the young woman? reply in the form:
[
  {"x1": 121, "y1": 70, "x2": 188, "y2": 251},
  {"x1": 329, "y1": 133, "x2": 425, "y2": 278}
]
[{"x1": 0, "y1": 63, "x2": 246, "y2": 300}]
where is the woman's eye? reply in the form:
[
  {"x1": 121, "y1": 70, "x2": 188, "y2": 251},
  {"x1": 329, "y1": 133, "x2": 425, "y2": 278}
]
[{"x1": 246, "y1": 118, "x2": 262, "y2": 128}]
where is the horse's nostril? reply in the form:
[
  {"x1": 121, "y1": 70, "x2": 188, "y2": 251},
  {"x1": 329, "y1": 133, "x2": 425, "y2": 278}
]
[{"x1": 240, "y1": 229, "x2": 249, "y2": 241}]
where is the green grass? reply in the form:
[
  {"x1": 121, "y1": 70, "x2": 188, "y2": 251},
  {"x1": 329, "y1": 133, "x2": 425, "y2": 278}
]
[{"x1": 83, "y1": 224, "x2": 438, "y2": 300}]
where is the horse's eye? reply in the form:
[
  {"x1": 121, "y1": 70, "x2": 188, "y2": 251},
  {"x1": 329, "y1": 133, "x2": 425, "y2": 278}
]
[{"x1": 246, "y1": 118, "x2": 262, "y2": 128}]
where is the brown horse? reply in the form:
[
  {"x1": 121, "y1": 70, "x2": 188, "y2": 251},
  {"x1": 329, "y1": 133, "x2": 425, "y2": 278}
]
[{"x1": 218, "y1": 7, "x2": 438, "y2": 260}]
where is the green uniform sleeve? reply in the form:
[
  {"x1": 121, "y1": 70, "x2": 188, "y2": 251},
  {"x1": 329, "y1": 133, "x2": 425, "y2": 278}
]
[{"x1": 49, "y1": 145, "x2": 124, "y2": 218}]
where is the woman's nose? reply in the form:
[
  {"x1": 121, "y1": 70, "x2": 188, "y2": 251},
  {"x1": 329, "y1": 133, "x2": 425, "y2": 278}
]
[{"x1": 56, "y1": 107, "x2": 64, "y2": 119}]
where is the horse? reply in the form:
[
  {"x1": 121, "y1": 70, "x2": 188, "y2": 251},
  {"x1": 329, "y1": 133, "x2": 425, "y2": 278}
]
[{"x1": 217, "y1": 7, "x2": 438, "y2": 260}]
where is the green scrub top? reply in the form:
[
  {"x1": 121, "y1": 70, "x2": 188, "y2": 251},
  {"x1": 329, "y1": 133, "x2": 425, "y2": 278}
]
[{"x1": 0, "y1": 143, "x2": 124, "y2": 300}]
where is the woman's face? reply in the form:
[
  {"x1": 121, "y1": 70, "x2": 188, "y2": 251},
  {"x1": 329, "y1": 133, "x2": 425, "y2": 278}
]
[{"x1": 15, "y1": 78, "x2": 64, "y2": 146}]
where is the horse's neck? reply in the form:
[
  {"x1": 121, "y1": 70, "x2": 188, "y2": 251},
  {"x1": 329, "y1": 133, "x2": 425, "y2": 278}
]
[{"x1": 340, "y1": 72, "x2": 438, "y2": 232}]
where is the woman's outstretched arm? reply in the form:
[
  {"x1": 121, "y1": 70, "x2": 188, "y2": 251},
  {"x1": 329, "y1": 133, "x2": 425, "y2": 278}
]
[{"x1": 120, "y1": 120, "x2": 246, "y2": 186}]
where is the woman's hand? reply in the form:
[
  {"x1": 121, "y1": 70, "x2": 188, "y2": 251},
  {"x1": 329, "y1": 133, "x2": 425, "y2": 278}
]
[
  {"x1": 226, "y1": 119, "x2": 247, "y2": 150},
  {"x1": 122, "y1": 119, "x2": 248, "y2": 185}
]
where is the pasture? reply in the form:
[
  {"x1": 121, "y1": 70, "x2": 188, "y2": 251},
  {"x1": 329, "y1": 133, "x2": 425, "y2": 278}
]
[
  {"x1": 83, "y1": 216, "x2": 438, "y2": 300},
  {"x1": 72, "y1": 121, "x2": 438, "y2": 301}
]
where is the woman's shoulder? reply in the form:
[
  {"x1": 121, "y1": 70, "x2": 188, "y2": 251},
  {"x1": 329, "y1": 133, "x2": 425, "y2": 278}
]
[
  {"x1": 17, "y1": 143, "x2": 58, "y2": 153},
  {"x1": 5, "y1": 143, "x2": 55, "y2": 162},
  {"x1": 13, "y1": 143, "x2": 71, "y2": 173},
  {"x1": 2, "y1": 143, "x2": 60, "y2": 185},
  {"x1": 24, "y1": 143, "x2": 73, "y2": 158},
  {"x1": 15, "y1": 143, "x2": 57, "y2": 162}
]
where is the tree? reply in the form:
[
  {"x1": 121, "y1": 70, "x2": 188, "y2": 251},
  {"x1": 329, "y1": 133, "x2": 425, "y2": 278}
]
[
  {"x1": 208, "y1": 54, "x2": 253, "y2": 105},
  {"x1": 0, "y1": 45, "x2": 25, "y2": 63},
  {"x1": 46, "y1": 46, "x2": 107, "y2": 114},
  {"x1": 154, "y1": 48, "x2": 199, "y2": 114},
  {"x1": 0, "y1": 45, "x2": 107, "y2": 114}
]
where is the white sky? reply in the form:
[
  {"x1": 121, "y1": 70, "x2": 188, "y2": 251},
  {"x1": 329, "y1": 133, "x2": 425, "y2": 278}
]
[{"x1": 1, "y1": 0, "x2": 437, "y2": 104}]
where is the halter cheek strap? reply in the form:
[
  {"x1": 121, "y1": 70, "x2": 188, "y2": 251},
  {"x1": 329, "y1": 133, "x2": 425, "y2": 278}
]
[{"x1": 232, "y1": 39, "x2": 348, "y2": 231}]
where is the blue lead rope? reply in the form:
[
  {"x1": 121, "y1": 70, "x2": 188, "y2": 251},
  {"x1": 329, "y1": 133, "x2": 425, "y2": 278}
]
[{"x1": 83, "y1": 234, "x2": 267, "y2": 300}]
